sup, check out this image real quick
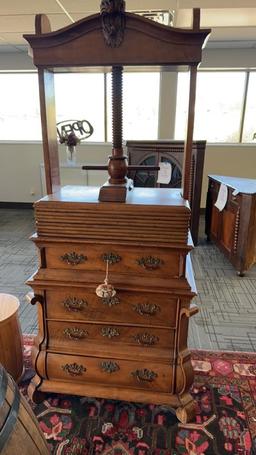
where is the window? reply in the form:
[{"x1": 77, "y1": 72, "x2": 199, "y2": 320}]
[
  {"x1": 1, "y1": 70, "x2": 254, "y2": 144},
  {"x1": 242, "y1": 72, "x2": 256, "y2": 143},
  {"x1": 107, "y1": 72, "x2": 160, "y2": 142},
  {"x1": 0, "y1": 72, "x2": 159, "y2": 143},
  {"x1": 0, "y1": 73, "x2": 41, "y2": 140},
  {"x1": 55, "y1": 73, "x2": 105, "y2": 142},
  {"x1": 175, "y1": 71, "x2": 247, "y2": 143}
]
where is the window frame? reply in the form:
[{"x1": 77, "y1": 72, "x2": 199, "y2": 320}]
[
  {"x1": 0, "y1": 68, "x2": 255, "y2": 145},
  {"x1": 0, "y1": 69, "x2": 160, "y2": 144},
  {"x1": 175, "y1": 68, "x2": 256, "y2": 145}
]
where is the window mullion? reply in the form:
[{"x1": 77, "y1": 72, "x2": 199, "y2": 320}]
[{"x1": 239, "y1": 71, "x2": 250, "y2": 143}]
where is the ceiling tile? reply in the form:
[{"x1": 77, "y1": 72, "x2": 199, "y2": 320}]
[
  {"x1": 70, "y1": 13, "x2": 92, "y2": 22},
  {"x1": 0, "y1": 13, "x2": 72, "y2": 45},
  {"x1": 57, "y1": 0, "x2": 98, "y2": 15},
  {"x1": 201, "y1": 8, "x2": 256, "y2": 27},
  {"x1": 45, "y1": 13, "x2": 73, "y2": 30},
  {"x1": 179, "y1": 0, "x2": 256, "y2": 7},
  {"x1": 0, "y1": 15, "x2": 34, "y2": 33},
  {"x1": 175, "y1": 8, "x2": 256, "y2": 28},
  {"x1": 0, "y1": 0, "x2": 256, "y2": 50},
  {"x1": 0, "y1": 33, "x2": 30, "y2": 45},
  {"x1": 60, "y1": 0, "x2": 176, "y2": 15},
  {"x1": 0, "y1": 0, "x2": 62, "y2": 15}
]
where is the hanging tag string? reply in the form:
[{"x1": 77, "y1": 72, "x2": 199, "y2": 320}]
[
  {"x1": 96, "y1": 259, "x2": 116, "y2": 298},
  {"x1": 104, "y1": 259, "x2": 109, "y2": 285}
]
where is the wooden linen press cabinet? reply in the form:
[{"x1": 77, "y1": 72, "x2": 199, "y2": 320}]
[{"x1": 24, "y1": 1, "x2": 210, "y2": 423}]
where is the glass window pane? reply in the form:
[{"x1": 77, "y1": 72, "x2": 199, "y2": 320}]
[
  {"x1": 0, "y1": 73, "x2": 41, "y2": 140},
  {"x1": 242, "y1": 72, "x2": 256, "y2": 143},
  {"x1": 107, "y1": 72, "x2": 160, "y2": 142},
  {"x1": 174, "y1": 72, "x2": 190, "y2": 140},
  {"x1": 55, "y1": 73, "x2": 105, "y2": 142},
  {"x1": 175, "y1": 71, "x2": 246, "y2": 143}
]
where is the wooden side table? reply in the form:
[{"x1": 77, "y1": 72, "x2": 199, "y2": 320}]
[
  {"x1": 205, "y1": 175, "x2": 256, "y2": 275},
  {"x1": 0, "y1": 294, "x2": 24, "y2": 382}
]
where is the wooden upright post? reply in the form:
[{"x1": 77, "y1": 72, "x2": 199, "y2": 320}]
[
  {"x1": 36, "y1": 15, "x2": 60, "y2": 195},
  {"x1": 182, "y1": 9, "x2": 200, "y2": 201}
]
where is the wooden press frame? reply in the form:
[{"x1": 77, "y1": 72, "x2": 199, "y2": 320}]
[{"x1": 24, "y1": 7, "x2": 210, "y2": 201}]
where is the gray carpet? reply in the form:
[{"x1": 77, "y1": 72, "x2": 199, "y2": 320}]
[{"x1": 0, "y1": 208, "x2": 255, "y2": 351}]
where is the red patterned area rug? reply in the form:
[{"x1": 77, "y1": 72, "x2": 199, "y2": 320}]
[{"x1": 21, "y1": 335, "x2": 256, "y2": 455}]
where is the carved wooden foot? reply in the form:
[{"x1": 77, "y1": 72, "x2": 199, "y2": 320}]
[
  {"x1": 176, "y1": 395, "x2": 196, "y2": 424},
  {"x1": 237, "y1": 270, "x2": 245, "y2": 277},
  {"x1": 28, "y1": 377, "x2": 46, "y2": 404}
]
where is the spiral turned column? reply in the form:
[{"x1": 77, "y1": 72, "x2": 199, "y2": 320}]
[{"x1": 108, "y1": 65, "x2": 128, "y2": 184}]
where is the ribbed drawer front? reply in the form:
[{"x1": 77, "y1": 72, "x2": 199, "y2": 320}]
[
  {"x1": 46, "y1": 288, "x2": 178, "y2": 328},
  {"x1": 35, "y1": 187, "x2": 190, "y2": 245},
  {"x1": 44, "y1": 243, "x2": 182, "y2": 278},
  {"x1": 47, "y1": 320, "x2": 175, "y2": 352},
  {"x1": 47, "y1": 353, "x2": 173, "y2": 393}
]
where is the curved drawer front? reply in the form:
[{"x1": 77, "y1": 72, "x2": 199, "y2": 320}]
[
  {"x1": 47, "y1": 320, "x2": 174, "y2": 351},
  {"x1": 46, "y1": 289, "x2": 178, "y2": 328},
  {"x1": 44, "y1": 244, "x2": 182, "y2": 278},
  {"x1": 47, "y1": 353, "x2": 172, "y2": 393}
]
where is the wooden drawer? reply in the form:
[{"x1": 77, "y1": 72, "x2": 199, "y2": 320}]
[
  {"x1": 44, "y1": 243, "x2": 182, "y2": 278},
  {"x1": 46, "y1": 288, "x2": 178, "y2": 328},
  {"x1": 47, "y1": 320, "x2": 174, "y2": 352},
  {"x1": 47, "y1": 353, "x2": 173, "y2": 393}
]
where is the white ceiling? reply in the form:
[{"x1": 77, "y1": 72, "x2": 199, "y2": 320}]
[{"x1": 0, "y1": 0, "x2": 256, "y2": 53}]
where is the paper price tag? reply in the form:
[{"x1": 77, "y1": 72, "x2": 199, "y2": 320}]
[
  {"x1": 214, "y1": 183, "x2": 228, "y2": 211},
  {"x1": 157, "y1": 162, "x2": 172, "y2": 184}
]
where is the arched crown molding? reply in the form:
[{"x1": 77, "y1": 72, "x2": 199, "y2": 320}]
[{"x1": 24, "y1": 12, "x2": 210, "y2": 68}]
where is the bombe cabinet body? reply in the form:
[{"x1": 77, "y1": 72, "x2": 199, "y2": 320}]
[{"x1": 28, "y1": 186, "x2": 197, "y2": 422}]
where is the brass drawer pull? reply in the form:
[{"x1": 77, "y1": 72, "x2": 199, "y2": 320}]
[
  {"x1": 101, "y1": 327, "x2": 120, "y2": 338},
  {"x1": 136, "y1": 256, "x2": 163, "y2": 270},
  {"x1": 63, "y1": 297, "x2": 88, "y2": 312},
  {"x1": 101, "y1": 252, "x2": 121, "y2": 264},
  {"x1": 131, "y1": 368, "x2": 158, "y2": 382},
  {"x1": 63, "y1": 327, "x2": 88, "y2": 340},
  {"x1": 133, "y1": 303, "x2": 160, "y2": 316},
  {"x1": 60, "y1": 252, "x2": 87, "y2": 266},
  {"x1": 62, "y1": 363, "x2": 86, "y2": 376},
  {"x1": 133, "y1": 333, "x2": 159, "y2": 346},
  {"x1": 100, "y1": 361, "x2": 120, "y2": 373},
  {"x1": 101, "y1": 296, "x2": 120, "y2": 307}
]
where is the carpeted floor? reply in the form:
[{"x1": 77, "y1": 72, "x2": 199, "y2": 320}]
[
  {"x1": 21, "y1": 335, "x2": 256, "y2": 455},
  {"x1": 0, "y1": 208, "x2": 255, "y2": 351}
]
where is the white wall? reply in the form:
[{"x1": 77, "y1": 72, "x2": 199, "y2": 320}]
[
  {"x1": 0, "y1": 141, "x2": 255, "y2": 207},
  {"x1": 0, "y1": 142, "x2": 43, "y2": 203},
  {"x1": 201, "y1": 144, "x2": 256, "y2": 207},
  {"x1": 0, "y1": 142, "x2": 111, "y2": 203}
]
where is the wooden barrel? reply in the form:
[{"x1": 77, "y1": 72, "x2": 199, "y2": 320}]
[
  {"x1": 0, "y1": 294, "x2": 23, "y2": 382},
  {"x1": 0, "y1": 364, "x2": 49, "y2": 454}
]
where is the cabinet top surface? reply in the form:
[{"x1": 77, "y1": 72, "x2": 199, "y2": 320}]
[
  {"x1": 37, "y1": 186, "x2": 190, "y2": 209},
  {"x1": 209, "y1": 175, "x2": 256, "y2": 195}
]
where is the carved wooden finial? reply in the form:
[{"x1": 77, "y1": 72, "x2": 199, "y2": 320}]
[
  {"x1": 35, "y1": 14, "x2": 52, "y2": 35},
  {"x1": 100, "y1": 0, "x2": 126, "y2": 47}
]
